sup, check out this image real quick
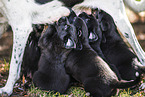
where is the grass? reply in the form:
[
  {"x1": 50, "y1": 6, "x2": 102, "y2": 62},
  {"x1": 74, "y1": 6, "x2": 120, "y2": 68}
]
[
  {"x1": 27, "y1": 85, "x2": 145, "y2": 97},
  {"x1": 28, "y1": 85, "x2": 88, "y2": 97},
  {"x1": 0, "y1": 61, "x2": 145, "y2": 97}
]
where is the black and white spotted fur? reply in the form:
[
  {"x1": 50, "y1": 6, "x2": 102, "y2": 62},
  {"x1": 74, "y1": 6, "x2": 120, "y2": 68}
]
[{"x1": 0, "y1": 0, "x2": 145, "y2": 95}]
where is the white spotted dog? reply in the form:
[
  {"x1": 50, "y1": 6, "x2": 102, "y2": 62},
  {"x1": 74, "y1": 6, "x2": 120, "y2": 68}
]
[{"x1": 0, "y1": 0, "x2": 145, "y2": 96}]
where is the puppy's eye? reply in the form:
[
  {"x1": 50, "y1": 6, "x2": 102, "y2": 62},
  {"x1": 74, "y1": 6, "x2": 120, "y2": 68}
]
[{"x1": 78, "y1": 30, "x2": 82, "y2": 37}]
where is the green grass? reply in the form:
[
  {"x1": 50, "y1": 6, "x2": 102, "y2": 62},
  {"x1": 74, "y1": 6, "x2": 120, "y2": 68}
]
[
  {"x1": 1, "y1": 60, "x2": 145, "y2": 97},
  {"x1": 27, "y1": 84, "x2": 145, "y2": 97},
  {"x1": 28, "y1": 85, "x2": 88, "y2": 97}
]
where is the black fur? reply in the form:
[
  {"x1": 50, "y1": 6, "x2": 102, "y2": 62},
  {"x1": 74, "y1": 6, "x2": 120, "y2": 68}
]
[
  {"x1": 65, "y1": 17, "x2": 141, "y2": 97},
  {"x1": 32, "y1": 17, "x2": 79, "y2": 93},
  {"x1": 94, "y1": 10, "x2": 145, "y2": 80},
  {"x1": 79, "y1": 12, "x2": 122, "y2": 80},
  {"x1": 22, "y1": 24, "x2": 44, "y2": 79}
]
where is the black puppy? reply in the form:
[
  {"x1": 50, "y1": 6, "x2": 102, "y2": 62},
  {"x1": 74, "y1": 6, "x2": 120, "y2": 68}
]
[
  {"x1": 32, "y1": 17, "x2": 79, "y2": 93},
  {"x1": 78, "y1": 12, "x2": 122, "y2": 80},
  {"x1": 94, "y1": 10, "x2": 145, "y2": 81},
  {"x1": 65, "y1": 17, "x2": 141, "y2": 97},
  {"x1": 22, "y1": 24, "x2": 44, "y2": 79}
]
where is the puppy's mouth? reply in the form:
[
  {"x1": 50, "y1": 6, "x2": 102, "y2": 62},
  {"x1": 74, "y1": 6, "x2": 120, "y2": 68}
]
[
  {"x1": 64, "y1": 38, "x2": 76, "y2": 49},
  {"x1": 89, "y1": 32, "x2": 98, "y2": 42}
]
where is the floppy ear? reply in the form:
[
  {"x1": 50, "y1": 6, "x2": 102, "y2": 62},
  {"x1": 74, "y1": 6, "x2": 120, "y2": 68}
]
[
  {"x1": 78, "y1": 12, "x2": 90, "y2": 23},
  {"x1": 38, "y1": 24, "x2": 56, "y2": 49},
  {"x1": 57, "y1": 16, "x2": 69, "y2": 26},
  {"x1": 100, "y1": 20, "x2": 110, "y2": 31},
  {"x1": 67, "y1": 10, "x2": 77, "y2": 24},
  {"x1": 73, "y1": 17, "x2": 88, "y2": 39}
]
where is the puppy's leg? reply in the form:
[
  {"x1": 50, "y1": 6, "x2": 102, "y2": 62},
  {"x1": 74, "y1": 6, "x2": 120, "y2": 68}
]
[{"x1": 0, "y1": 22, "x2": 32, "y2": 96}]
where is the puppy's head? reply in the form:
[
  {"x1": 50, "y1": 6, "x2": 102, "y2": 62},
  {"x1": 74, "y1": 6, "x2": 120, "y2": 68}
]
[
  {"x1": 73, "y1": 17, "x2": 89, "y2": 45},
  {"x1": 38, "y1": 17, "x2": 79, "y2": 51},
  {"x1": 79, "y1": 12, "x2": 99, "y2": 43},
  {"x1": 95, "y1": 10, "x2": 118, "y2": 39},
  {"x1": 56, "y1": 16, "x2": 80, "y2": 50}
]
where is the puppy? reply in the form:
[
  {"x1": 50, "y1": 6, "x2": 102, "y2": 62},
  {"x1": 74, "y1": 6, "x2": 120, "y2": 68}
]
[
  {"x1": 78, "y1": 12, "x2": 122, "y2": 80},
  {"x1": 32, "y1": 17, "x2": 79, "y2": 93},
  {"x1": 93, "y1": 10, "x2": 145, "y2": 81},
  {"x1": 22, "y1": 24, "x2": 44, "y2": 79},
  {"x1": 65, "y1": 17, "x2": 141, "y2": 97}
]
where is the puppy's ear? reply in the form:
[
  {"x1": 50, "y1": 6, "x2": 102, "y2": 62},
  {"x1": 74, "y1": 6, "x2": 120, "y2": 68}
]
[
  {"x1": 67, "y1": 10, "x2": 77, "y2": 24},
  {"x1": 38, "y1": 24, "x2": 56, "y2": 49},
  {"x1": 57, "y1": 17, "x2": 69, "y2": 26},
  {"x1": 74, "y1": 17, "x2": 88, "y2": 39},
  {"x1": 78, "y1": 12, "x2": 90, "y2": 23},
  {"x1": 100, "y1": 20, "x2": 110, "y2": 31}
]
